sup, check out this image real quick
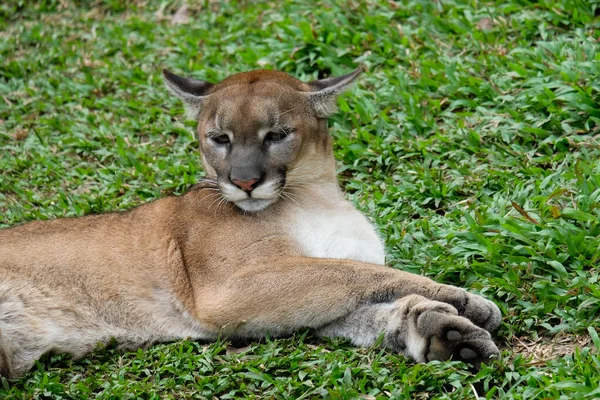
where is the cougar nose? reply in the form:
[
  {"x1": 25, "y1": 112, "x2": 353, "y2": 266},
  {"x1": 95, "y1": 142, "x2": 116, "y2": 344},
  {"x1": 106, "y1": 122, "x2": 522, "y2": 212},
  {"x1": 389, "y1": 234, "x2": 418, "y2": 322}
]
[{"x1": 232, "y1": 178, "x2": 259, "y2": 193}]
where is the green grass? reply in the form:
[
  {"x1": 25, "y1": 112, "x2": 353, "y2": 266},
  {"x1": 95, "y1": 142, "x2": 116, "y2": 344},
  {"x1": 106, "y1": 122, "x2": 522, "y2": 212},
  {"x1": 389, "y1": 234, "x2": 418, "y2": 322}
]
[{"x1": 1, "y1": 0, "x2": 599, "y2": 398}]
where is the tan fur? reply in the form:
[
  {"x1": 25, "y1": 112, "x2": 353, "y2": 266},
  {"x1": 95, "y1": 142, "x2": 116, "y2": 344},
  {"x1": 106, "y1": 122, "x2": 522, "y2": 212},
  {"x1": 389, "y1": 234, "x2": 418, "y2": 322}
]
[{"x1": 0, "y1": 69, "x2": 502, "y2": 378}]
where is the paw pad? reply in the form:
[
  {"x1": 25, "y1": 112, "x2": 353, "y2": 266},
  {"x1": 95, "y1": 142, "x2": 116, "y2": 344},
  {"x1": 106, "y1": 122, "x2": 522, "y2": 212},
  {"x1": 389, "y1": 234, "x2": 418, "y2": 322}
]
[
  {"x1": 446, "y1": 330, "x2": 461, "y2": 341},
  {"x1": 459, "y1": 347, "x2": 477, "y2": 360}
]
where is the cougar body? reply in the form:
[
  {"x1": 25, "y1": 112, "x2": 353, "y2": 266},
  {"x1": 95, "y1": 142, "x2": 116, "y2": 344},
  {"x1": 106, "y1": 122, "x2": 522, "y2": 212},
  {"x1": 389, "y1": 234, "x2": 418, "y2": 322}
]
[{"x1": 0, "y1": 68, "x2": 501, "y2": 378}]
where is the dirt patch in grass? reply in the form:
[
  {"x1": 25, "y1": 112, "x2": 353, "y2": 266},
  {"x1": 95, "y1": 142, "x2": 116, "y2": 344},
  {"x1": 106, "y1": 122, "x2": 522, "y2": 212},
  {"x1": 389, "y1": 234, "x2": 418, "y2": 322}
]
[{"x1": 511, "y1": 333, "x2": 594, "y2": 365}]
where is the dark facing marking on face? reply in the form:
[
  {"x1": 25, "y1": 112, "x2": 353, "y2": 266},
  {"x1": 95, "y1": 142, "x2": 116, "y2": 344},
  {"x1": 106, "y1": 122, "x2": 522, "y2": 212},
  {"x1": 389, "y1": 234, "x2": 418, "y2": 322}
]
[{"x1": 229, "y1": 145, "x2": 265, "y2": 186}]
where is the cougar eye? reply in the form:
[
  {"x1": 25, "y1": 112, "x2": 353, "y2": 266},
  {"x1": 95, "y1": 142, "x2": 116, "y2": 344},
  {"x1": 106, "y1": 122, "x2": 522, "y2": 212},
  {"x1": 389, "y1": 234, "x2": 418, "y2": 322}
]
[
  {"x1": 264, "y1": 129, "x2": 292, "y2": 143},
  {"x1": 211, "y1": 134, "x2": 230, "y2": 145}
]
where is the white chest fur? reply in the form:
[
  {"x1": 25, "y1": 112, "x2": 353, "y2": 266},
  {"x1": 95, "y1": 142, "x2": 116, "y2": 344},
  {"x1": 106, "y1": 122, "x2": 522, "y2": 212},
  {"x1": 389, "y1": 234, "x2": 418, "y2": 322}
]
[{"x1": 286, "y1": 198, "x2": 385, "y2": 265}]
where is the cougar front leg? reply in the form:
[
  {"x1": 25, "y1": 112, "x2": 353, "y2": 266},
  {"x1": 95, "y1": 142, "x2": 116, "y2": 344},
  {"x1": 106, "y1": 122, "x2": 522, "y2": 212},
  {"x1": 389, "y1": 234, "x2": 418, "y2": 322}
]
[
  {"x1": 317, "y1": 294, "x2": 499, "y2": 366},
  {"x1": 197, "y1": 258, "x2": 501, "y2": 366}
]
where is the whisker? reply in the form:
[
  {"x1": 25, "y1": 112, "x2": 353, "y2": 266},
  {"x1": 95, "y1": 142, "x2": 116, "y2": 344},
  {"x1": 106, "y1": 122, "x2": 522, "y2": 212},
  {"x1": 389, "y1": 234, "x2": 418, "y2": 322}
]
[
  {"x1": 196, "y1": 191, "x2": 222, "y2": 207},
  {"x1": 195, "y1": 178, "x2": 219, "y2": 187},
  {"x1": 216, "y1": 196, "x2": 232, "y2": 215},
  {"x1": 282, "y1": 187, "x2": 307, "y2": 205},
  {"x1": 280, "y1": 191, "x2": 301, "y2": 207},
  {"x1": 208, "y1": 194, "x2": 226, "y2": 213}
]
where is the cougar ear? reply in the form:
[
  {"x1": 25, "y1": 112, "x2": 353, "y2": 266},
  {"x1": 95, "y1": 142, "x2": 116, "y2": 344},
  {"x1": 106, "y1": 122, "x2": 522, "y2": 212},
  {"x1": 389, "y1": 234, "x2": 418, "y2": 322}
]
[
  {"x1": 305, "y1": 67, "x2": 363, "y2": 118},
  {"x1": 162, "y1": 69, "x2": 214, "y2": 120}
]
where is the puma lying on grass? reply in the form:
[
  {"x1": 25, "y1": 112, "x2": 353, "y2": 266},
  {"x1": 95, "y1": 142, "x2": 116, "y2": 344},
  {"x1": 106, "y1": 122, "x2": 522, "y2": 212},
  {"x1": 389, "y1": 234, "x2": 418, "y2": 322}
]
[{"x1": 0, "y1": 67, "x2": 501, "y2": 379}]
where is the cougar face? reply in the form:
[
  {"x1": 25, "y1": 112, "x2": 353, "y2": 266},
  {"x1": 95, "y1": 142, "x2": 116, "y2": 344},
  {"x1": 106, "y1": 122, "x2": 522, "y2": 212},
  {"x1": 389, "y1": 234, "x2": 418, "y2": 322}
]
[
  {"x1": 163, "y1": 68, "x2": 362, "y2": 212},
  {"x1": 198, "y1": 84, "x2": 315, "y2": 212}
]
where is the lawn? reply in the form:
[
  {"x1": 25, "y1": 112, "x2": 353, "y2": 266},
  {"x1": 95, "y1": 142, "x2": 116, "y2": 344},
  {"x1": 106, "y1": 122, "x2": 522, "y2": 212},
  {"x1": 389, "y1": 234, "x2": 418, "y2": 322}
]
[{"x1": 1, "y1": 0, "x2": 599, "y2": 398}]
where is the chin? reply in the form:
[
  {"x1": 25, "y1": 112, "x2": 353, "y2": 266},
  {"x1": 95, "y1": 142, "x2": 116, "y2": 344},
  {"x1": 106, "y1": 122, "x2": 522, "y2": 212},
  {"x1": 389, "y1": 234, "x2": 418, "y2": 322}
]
[{"x1": 234, "y1": 197, "x2": 278, "y2": 212}]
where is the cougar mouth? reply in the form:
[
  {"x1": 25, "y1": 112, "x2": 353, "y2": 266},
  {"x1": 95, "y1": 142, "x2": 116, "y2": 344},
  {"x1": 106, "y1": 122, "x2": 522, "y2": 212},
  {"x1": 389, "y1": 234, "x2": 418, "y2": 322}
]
[
  {"x1": 234, "y1": 197, "x2": 278, "y2": 212},
  {"x1": 218, "y1": 178, "x2": 284, "y2": 212}
]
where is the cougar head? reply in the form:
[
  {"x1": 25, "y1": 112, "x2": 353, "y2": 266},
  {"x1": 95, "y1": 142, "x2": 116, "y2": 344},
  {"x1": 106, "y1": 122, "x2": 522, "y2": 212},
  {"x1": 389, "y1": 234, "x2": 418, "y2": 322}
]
[{"x1": 163, "y1": 67, "x2": 361, "y2": 212}]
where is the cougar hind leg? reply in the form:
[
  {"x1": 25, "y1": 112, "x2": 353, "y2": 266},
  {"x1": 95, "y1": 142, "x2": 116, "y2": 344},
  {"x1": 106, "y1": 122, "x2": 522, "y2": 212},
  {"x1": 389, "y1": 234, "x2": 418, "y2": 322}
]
[
  {"x1": 0, "y1": 328, "x2": 15, "y2": 379},
  {"x1": 0, "y1": 286, "x2": 46, "y2": 379},
  {"x1": 0, "y1": 279, "x2": 97, "y2": 379}
]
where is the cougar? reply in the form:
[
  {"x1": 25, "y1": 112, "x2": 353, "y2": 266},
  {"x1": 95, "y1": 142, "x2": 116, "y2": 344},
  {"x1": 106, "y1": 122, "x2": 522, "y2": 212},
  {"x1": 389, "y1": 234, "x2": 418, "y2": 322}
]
[{"x1": 0, "y1": 67, "x2": 501, "y2": 379}]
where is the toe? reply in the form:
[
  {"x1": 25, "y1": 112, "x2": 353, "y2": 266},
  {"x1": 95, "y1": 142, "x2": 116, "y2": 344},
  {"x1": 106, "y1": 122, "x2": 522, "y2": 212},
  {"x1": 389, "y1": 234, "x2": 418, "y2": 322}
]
[
  {"x1": 420, "y1": 310, "x2": 499, "y2": 367},
  {"x1": 455, "y1": 338, "x2": 500, "y2": 365},
  {"x1": 459, "y1": 347, "x2": 477, "y2": 360},
  {"x1": 446, "y1": 330, "x2": 462, "y2": 341},
  {"x1": 463, "y1": 295, "x2": 502, "y2": 332}
]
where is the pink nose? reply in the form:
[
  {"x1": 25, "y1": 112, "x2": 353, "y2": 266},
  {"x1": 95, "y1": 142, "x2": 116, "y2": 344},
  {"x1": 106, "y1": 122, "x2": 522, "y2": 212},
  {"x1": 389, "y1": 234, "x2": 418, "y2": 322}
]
[{"x1": 232, "y1": 179, "x2": 259, "y2": 193}]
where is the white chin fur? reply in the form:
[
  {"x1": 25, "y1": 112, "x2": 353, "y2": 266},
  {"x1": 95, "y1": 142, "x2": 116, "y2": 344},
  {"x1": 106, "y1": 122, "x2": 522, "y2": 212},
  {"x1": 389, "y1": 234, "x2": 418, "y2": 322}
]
[
  {"x1": 219, "y1": 180, "x2": 281, "y2": 212},
  {"x1": 234, "y1": 198, "x2": 278, "y2": 212}
]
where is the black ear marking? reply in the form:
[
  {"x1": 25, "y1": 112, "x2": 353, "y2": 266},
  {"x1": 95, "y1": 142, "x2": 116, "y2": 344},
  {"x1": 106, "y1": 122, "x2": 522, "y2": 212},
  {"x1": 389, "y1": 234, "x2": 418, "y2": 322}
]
[
  {"x1": 162, "y1": 69, "x2": 213, "y2": 97},
  {"x1": 307, "y1": 67, "x2": 363, "y2": 91},
  {"x1": 304, "y1": 67, "x2": 363, "y2": 118},
  {"x1": 162, "y1": 69, "x2": 214, "y2": 120}
]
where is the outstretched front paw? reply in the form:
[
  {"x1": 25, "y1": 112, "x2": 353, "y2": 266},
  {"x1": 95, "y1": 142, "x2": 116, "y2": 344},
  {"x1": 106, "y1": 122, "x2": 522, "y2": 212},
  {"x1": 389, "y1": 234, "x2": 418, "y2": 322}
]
[
  {"x1": 400, "y1": 298, "x2": 500, "y2": 368},
  {"x1": 434, "y1": 286, "x2": 502, "y2": 333}
]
